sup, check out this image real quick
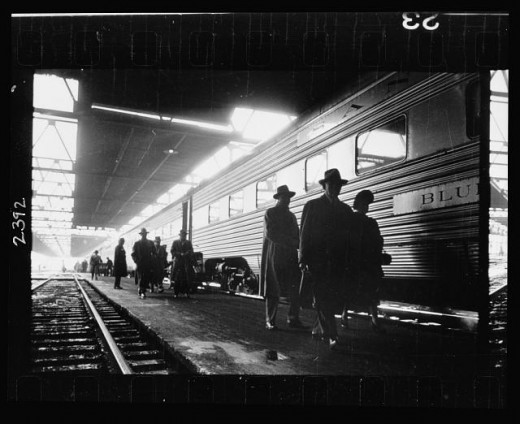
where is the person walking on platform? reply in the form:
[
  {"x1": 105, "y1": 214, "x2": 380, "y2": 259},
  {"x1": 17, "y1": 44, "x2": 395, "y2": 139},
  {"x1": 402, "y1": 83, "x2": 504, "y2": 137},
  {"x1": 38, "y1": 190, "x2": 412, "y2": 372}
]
[
  {"x1": 113, "y1": 238, "x2": 127, "y2": 290},
  {"x1": 89, "y1": 250, "x2": 102, "y2": 280},
  {"x1": 106, "y1": 257, "x2": 113, "y2": 277},
  {"x1": 299, "y1": 169, "x2": 353, "y2": 349},
  {"x1": 342, "y1": 190, "x2": 386, "y2": 333},
  {"x1": 152, "y1": 236, "x2": 168, "y2": 293},
  {"x1": 170, "y1": 229, "x2": 195, "y2": 298},
  {"x1": 260, "y1": 185, "x2": 306, "y2": 331},
  {"x1": 81, "y1": 259, "x2": 88, "y2": 273},
  {"x1": 131, "y1": 228, "x2": 155, "y2": 299}
]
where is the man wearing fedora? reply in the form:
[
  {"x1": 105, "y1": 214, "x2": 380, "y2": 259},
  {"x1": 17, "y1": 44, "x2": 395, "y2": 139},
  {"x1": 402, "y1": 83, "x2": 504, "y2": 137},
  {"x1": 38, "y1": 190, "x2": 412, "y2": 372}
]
[
  {"x1": 170, "y1": 229, "x2": 195, "y2": 298},
  {"x1": 152, "y1": 236, "x2": 168, "y2": 293},
  {"x1": 89, "y1": 250, "x2": 102, "y2": 280},
  {"x1": 299, "y1": 169, "x2": 353, "y2": 349},
  {"x1": 131, "y1": 228, "x2": 155, "y2": 299},
  {"x1": 260, "y1": 185, "x2": 305, "y2": 331}
]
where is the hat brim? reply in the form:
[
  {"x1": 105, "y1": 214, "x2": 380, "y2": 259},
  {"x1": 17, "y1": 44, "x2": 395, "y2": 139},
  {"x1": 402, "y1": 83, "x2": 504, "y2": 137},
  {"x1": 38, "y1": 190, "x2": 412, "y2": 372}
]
[
  {"x1": 319, "y1": 178, "x2": 349, "y2": 186},
  {"x1": 273, "y1": 191, "x2": 296, "y2": 199}
]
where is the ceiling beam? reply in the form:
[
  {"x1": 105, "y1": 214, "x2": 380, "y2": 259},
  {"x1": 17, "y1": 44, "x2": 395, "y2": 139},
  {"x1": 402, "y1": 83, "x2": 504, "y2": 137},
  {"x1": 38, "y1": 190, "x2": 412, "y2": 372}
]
[
  {"x1": 91, "y1": 127, "x2": 134, "y2": 221},
  {"x1": 33, "y1": 166, "x2": 178, "y2": 185},
  {"x1": 108, "y1": 153, "x2": 173, "y2": 225}
]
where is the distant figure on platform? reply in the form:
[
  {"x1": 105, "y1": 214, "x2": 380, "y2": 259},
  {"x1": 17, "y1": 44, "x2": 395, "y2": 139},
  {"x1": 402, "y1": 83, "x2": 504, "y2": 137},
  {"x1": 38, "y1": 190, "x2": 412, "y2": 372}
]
[
  {"x1": 131, "y1": 228, "x2": 154, "y2": 299},
  {"x1": 106, "y1": 257, "x2": 113, "y2": 277},
  {"x1": 81, "y1": 259, "x2": 88, "y2": 273},
  {"x1": 260, "y1": 185, "x2": 306, "y2": 331},
  {"x1": 74, "y1": 261, "x2": 81, "y2": 273},
  {"x1": 299, "y1": 169, "x2": 353, "y2": 349},
  {"x1": 113, "y1": 238, "x2": 127, "y2": 290},
  {"x1": 90, "y1": 250, "x2": 102, "y2": 280},
  {"x1": 152, "y1": 236, "x2": 168, "y2": 293},
  {"x1": 170, "y1": 229, "x2": 194, "y2": 298},
  {"x1": 343, "y1": 190, "x2": 386, "y2": 333}
]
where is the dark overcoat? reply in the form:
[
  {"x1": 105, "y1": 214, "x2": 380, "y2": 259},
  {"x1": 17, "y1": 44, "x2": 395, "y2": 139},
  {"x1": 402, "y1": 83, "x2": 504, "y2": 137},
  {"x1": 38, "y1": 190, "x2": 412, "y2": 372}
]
[
  {"x1": 299, "y1": 194, "x2": 353, "y2": 312},
  {"x1": 152, "y1": 244, "x2": 168, "y2": 282},
  {"x1": 170, "y1": 239, "x2": 194, "y2": 282},
  {"x1": 131, "y1": 239, "x2": 155, "y2": 274},
  {"x1": 345, "y1": 212, "x2": 384, "y2": 309},
  {"x1": 113, "y1": 245, "x2": 127, "y2": 277},
  {"x1": 260, "y1": 205, "x2": 300, "y2": 298}
]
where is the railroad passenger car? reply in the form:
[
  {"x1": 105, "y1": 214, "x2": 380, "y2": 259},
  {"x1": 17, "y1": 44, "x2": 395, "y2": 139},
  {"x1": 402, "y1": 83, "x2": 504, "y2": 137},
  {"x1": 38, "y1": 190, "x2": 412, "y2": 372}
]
[{"x1": 139, "y1": 71, "x2": 488, "y2": 311}]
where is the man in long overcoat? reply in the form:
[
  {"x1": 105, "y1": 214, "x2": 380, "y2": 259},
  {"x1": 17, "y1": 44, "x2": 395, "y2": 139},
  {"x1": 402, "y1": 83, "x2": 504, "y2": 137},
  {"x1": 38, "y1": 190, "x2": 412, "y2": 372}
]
[
  {"x1": 170, "y1": 229, "x2": 194, "y2": 297},
  {"x1": 299, "y1": 169, "x2": 353, "y2": 349},
  {"x1": 131, "y1": 228, "x2": 154, "y2": 299},
  {"x1": 89, "y1": 250, "x2": 102, "y2": 280},
  {"x1": 260, "y1": 185, "x2": 305, "y2": 331},
  {"x1": 152, "y1": 236, "x2": 168, "y2": 293},
  {"x1": 113, "y1": 237, "x2": 127, "y2": 289}
]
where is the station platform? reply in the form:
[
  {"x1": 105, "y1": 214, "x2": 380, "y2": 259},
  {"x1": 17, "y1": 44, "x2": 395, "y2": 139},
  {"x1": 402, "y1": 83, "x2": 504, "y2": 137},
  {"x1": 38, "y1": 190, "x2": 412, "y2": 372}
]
[{"x1": 80, "y1": 274, "x2": 501, "y2": 378}]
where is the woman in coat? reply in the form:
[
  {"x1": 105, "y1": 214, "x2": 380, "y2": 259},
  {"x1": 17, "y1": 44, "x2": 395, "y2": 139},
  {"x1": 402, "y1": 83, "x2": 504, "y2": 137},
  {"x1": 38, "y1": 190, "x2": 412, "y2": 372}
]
[
  {"x1": 343, "y1": 190, "x2": 385, "y2": 332},
  {"x1": 113, "y1": 238, "x2": 127, "y2": 289}
]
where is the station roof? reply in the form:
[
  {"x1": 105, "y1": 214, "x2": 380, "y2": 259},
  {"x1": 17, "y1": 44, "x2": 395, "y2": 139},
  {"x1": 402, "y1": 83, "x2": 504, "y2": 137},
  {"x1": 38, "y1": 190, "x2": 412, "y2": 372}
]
[{"x1": 33, "y1": 68, "x2": 359, "y2": 257}]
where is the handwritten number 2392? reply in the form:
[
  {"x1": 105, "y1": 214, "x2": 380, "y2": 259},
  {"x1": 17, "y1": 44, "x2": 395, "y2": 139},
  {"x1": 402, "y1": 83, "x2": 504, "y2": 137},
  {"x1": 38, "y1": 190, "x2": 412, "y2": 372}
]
[{"x1": 402, "y1": 13, "x2": 439, "y2": 31}]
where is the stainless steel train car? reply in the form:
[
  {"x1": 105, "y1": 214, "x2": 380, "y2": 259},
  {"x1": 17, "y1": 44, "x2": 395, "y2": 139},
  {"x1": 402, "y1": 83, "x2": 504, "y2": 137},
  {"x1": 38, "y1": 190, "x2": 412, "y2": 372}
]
[{"x1": 139, "y1": 71, "x2": 487, "y2": 311}]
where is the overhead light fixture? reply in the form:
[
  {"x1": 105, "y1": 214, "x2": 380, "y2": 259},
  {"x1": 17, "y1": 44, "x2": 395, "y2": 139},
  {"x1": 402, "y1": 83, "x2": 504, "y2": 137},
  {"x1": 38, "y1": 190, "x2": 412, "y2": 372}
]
[
  {"x1": 91, "y1": 104, "x2": 161, "y2": 120},
  {"x1": 92, "y1": 103, "x2": 233, "y2": 133},
  {"x1": 169, "y1": 117, "x2": 233, "y2": 133},
  {"x1": 164, "y1": 149, "x2": 179, "y2": 155}
]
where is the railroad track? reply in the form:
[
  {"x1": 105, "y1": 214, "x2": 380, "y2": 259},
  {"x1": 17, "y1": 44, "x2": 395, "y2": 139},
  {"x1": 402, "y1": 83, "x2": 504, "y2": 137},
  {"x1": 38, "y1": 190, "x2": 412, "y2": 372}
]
[{"x1": 30, "y1": 275, "x2": 179, "y2": 375}]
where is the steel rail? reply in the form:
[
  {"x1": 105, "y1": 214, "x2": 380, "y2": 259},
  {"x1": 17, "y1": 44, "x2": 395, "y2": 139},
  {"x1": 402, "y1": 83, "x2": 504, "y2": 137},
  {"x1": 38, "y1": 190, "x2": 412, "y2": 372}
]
[
  {"x1": 31, "y1": 277, "x2": 54, "y2": 291},
  {"x1": 73, "y1": 274, "x2": 133, "y2": 374}
]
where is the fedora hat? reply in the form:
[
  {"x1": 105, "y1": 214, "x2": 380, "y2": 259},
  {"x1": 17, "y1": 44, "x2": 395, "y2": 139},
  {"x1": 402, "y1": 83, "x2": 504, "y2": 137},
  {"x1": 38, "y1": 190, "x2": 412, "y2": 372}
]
[
  {"x1": 139, "y1": 228, "x2": 149, "y2": 235},
  {"x1": 179, "y1": 229, "x2": 188, "y2": 234},
  {"x1": 273, "y1": 185, "x2": 296, "y2": 199},
  {"x1": 154, "y1": 236, "x2": 161, "y2": 242},
  {"x1": 319, "y1": 168, "x2": 348, "y2": 186}
]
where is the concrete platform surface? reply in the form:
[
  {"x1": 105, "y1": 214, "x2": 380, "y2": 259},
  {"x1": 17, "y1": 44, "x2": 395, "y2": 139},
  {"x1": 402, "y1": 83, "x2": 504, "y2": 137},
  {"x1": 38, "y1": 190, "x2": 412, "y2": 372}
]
[{"x1": 83, "y1": 275, "x2": 494, "y2": 377}]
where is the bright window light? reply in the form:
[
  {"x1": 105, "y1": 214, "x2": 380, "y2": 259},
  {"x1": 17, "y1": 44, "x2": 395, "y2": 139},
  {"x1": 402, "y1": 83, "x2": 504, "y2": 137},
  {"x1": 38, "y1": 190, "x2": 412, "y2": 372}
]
[
  {"x1": 33, "y1": 157, "x2": 74, "y2": 171},
  {"x1": 33, "y1": 112, "x2": 78, "y2": 123},
  {"x1": 170, "y1": 117, "x2": 233, "y2": 133},
  {"x1": 241, "y1": 110, "x2": 292, "y2": 142},
  {"x1": 141, "y1": 204, "x2": 163, "y2": 217},
  {"x1": 32, "y1": 170, "x2": 75, "y2": 186},
  {"x1": 32, "y1": 181, "x2": 73, "y2": 197},
  {"x1": 491, "y1": 70, "x2": 508, "y2": 93},
  {"x1": 33, "y1": 74, "x2": 78, "y2": 112},
  {"x1": 165, "y1": 183, "x2": 192, "y2": 203},
  {"x1": 490, "y1": 102, "x2": 508, "y2": 142},
  {"x1": 129, "y1": 216, "x2": 146, "y2": 226},
  {"x1": 230, "y1": 108, "x2": 254, "y2": 132},
  {"x1": 32, "y1": 119, "x2": 78, "y2": 161}
]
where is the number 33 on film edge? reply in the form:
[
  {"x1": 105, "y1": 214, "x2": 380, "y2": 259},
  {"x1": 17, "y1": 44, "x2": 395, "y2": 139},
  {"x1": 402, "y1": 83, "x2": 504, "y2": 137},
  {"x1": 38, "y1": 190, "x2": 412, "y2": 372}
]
[
  {"x1": 12, "y1": 198, "x2": 27, "y2": 247},
  {"x1": 402, "y1": 13, "x2": 439, "y2": 31}
]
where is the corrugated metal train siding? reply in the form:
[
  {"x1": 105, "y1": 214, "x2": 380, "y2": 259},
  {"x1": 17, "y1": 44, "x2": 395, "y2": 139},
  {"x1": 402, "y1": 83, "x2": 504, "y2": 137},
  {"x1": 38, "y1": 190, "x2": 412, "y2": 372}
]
[
  {"x1": 192, "y1": 143, "x2": 480, "y2": 286},
  {"x1": 133, "y1": 72, "x2": 481, "y2": 309},
  {"x1": 191, "y1": 73, "x2": 476, "y2": 209}
]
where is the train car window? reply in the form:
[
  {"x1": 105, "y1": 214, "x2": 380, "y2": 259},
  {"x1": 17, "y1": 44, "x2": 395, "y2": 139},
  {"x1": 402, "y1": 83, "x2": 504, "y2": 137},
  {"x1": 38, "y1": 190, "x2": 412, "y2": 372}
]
[
  {"x1": 277, "y1": 161, "x2": 305, "y2": 196},
  {"x1": 305, "y1": 150, "x2": 328, "y2": 191},
  {"x1": 356, "y1": 116, "x2": 406, "y2": 174},
  {"x1": 256, "y1": 175, "x2": 277, "y2": 208},
  {"x1": 209, "y1": 201, "x2": 220, "y2": 223},
  {"x1": 466, "y1": 80, "x2": 481, "y2": 139},
  {"x1": 192, "y1": 206, "x2": 208, "y2": 229},
  {"x1": 229, "y1": 190, "x2": 244, "y2": 217}
]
